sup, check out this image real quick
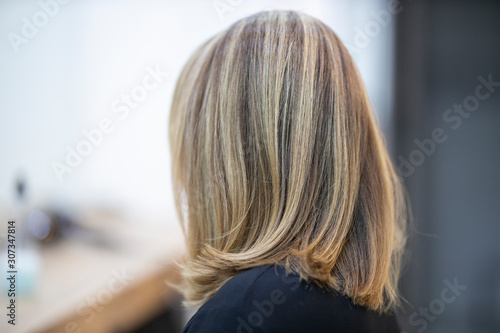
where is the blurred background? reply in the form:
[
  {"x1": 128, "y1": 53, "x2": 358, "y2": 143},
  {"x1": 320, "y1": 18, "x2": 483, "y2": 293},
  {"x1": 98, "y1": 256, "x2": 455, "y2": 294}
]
[{"x1": 0, "y1": 0, "x2": 498, "y2": 332}]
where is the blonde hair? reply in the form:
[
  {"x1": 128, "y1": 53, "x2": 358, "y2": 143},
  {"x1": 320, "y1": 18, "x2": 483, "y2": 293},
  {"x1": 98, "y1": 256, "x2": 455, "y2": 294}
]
[{"x1": 169, "y1": 10, "x2": 407, "y2": 312}]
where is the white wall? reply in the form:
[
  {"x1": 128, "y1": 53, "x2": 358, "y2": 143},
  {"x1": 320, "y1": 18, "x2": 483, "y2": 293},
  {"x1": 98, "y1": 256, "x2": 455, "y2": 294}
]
[{"x1": 0, "y1": 0, "x2": 394, "y2": 224}]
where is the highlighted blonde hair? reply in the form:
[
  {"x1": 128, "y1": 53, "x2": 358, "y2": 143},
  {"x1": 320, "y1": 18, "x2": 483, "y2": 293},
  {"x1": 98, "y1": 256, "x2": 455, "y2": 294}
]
[{"x1": 169, "y1": 10, "x2": 407, "y2": 312}]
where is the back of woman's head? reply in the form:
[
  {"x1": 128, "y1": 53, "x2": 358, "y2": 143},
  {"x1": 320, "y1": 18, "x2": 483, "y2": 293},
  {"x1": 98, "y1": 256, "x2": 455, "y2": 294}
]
[{"x1": 169, "y1": 10, "x2": 407, "y2": 312}]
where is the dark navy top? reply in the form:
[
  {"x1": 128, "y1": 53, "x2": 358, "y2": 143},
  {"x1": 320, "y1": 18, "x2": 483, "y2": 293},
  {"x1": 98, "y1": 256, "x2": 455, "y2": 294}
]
[{"x1": 181, "y1": 264, "x2": 400, "y2": 332}]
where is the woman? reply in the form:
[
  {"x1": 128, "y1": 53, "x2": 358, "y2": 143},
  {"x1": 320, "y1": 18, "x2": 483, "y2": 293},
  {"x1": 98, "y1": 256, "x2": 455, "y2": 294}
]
[{"x1": 169, "y1": 10, "x2": 407, "y2": 332}]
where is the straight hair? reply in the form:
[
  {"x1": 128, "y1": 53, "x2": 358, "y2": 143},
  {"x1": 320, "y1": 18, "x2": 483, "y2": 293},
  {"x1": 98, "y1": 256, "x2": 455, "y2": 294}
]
[{"x1": 169, "y1": 10, "x2": 407, "y2": 312}]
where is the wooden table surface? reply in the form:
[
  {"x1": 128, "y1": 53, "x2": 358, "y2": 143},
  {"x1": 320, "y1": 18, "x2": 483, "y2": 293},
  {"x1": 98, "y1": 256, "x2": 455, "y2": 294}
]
[{"x1": 0, "y1": 212, "x2": 185, "y2": 333}]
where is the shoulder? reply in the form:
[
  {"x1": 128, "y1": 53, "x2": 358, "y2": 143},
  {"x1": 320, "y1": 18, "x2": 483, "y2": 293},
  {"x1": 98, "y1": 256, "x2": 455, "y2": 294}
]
[{"x1": 181, "y1": 264, "x2": 400, "y2": 333}]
